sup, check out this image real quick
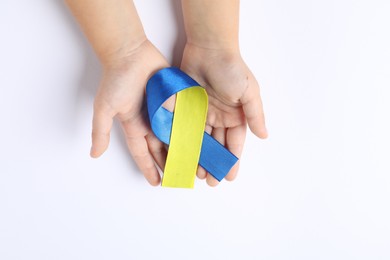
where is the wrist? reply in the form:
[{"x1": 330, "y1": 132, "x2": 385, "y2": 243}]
[
  {"x1": 184, "y1": 41, "x2": 241, "y2": 59},
  {"x1": 100, "y1": 39, "x2": 169, "y2": 81},
  {"x1": 182, "y1": 0, "x2": 240, "y2": 52},
  {"x1": 99, "y1": 34, "x2": 148, "y2": 69},
  {"x1": 186, "y1": 37, "x2": 239, "y2": 53}
]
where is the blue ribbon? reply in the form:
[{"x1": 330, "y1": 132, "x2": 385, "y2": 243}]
[{"x1": 146, "y1": 67, "x2": 238, "y2": 181}]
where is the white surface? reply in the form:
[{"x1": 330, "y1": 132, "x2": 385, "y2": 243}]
[{"x1": 1, "y1": 0, "x2": 390, "y2": 259}]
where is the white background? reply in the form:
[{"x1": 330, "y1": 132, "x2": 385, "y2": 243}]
[{"x1": 1, "y1": 0, "x2": 390, "y2": 259}]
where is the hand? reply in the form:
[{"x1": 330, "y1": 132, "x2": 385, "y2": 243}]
[
  {"x1": 91, "y1": 40, "x2": 169, "y2": 186},
  {"x1": 180, "y1": 43, "x2": 268, "y2": 186}
]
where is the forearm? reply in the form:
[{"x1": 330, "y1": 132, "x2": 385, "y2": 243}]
[
  {"x1": 65, "y1": 0, "x2": 146, "y2": 66},
  {"x1": 181, "y1": 0, "x2": 240, "y2": 51}
]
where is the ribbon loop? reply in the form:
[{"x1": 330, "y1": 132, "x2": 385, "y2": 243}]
[{"x1": 146, "y1": 67, "x2": 238, "y2": 188}]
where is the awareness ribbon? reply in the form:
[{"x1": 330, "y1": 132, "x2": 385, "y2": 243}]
[{"x1": 146, "y1": 67, "x2": 238, "y2": 188}]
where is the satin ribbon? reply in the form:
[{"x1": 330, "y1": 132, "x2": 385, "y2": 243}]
[{"x1": 146, "y1": 67, "x2": 238, "y2": 188}]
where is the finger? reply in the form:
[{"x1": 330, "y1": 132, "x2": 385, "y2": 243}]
[
  {"x1": 91, "y1": 102, "x2": 115, "y2": 158},
  {"x1": 206, "y1": 173, "x2": 220, "y2": 187},
  {"x1": 225, "y1": 124, "x2": 247, "y2": 181},
  {"x1": 197, "y1": 165, "x2": 207, "y2": 179},
  {"x1": 196, "y1": 124, "x2": 212, "y2": 179},
  {"x1": 120, "y1": 117, "x2": 161, "y2": 186},
  {"x1": 211, "y1": 127, "x2": 226, "y2": 146},
  {"x1": 205, "y1": 124, "x2": 213, "y2": 135},
  {"x1": 125, "y1": 136, "x2": 161, "y2": 186},
  {"x1": 145, "y1": 133, "x2": 167, "y2": 172},
  {"x1": 241, "y1": 77, "x2": 268, "y2": 139}
]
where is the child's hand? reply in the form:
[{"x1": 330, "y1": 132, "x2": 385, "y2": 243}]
[
  {"x1": 91, "y1": 40, "x2": 169, "y2": 186},
  {"x1": 181, "y1": 43, "x2": 268, "y2": 186}
]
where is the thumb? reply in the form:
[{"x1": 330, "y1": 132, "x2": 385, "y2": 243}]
[
  {"x1": 241, "y1": 79, "x2": 268, "y2": 139},
  {"x1": 90, "y1": 100, "x2": 115, "y2": 158}
]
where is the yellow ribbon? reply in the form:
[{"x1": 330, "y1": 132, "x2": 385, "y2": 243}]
[{"x1": 162, "y1": 87, "x2": 208, "y2": 188}]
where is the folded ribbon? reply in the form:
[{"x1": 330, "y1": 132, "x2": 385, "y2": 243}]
[{"x1": 146, "y1": 67, "x2": 238, "y2": 188}]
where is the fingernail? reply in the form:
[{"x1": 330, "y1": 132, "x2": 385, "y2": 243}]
[
  {"x1": 90, "y1": 146, "x2": 95, "y2": 157},
  {"x1": 261, "y1": 127, "x2": 268, "y2": 138}
]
